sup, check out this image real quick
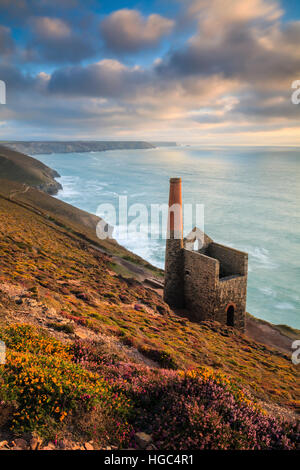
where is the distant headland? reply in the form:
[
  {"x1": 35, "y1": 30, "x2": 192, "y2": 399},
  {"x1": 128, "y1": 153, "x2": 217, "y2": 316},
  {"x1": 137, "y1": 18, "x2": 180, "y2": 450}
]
[{"x1": 0, "y1": 140, "x2": 177, "y2": 155}]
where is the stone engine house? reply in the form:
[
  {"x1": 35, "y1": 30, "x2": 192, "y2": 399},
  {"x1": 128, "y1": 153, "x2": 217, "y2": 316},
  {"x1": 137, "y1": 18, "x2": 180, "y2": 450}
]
[{"x1": 164, "y1": 178, "x2": 248, "y2": 332}]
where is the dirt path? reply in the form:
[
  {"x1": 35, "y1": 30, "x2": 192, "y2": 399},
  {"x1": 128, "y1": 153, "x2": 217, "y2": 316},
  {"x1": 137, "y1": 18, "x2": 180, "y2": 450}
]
[
  {"x1": 246, "y1": 316, "x2": 295, "y2": 355},
  {"x1": 9, "y1": 183, "x2": 30, "y2": 200}
]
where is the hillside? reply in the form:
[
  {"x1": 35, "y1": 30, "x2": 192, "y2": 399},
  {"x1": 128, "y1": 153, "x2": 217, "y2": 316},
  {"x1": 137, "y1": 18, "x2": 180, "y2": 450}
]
[
  {"x1": 0, "y1": 144, "x2": 62, "y2": 194},
  {"x1": 0, "y1": 141, "x2": 155, "y2": 155},
  {"x1": 0, "y1": 178, "x2": 299, "y2": 449},
  {"x1": 0, "y1": 147, "x2": 299, "y2": 450}
]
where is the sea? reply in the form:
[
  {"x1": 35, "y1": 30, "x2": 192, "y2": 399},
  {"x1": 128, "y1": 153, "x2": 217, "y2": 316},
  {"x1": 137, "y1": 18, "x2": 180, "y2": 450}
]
[{"x1": 34, "y1": 146, "x2": 300, "y2": 329}]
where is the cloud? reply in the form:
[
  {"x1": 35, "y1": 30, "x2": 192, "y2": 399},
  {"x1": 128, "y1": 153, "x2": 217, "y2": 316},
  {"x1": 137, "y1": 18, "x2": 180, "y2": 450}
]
[
  {"x1": 157, "y1": 0, "x2": 300, "y2": 87},
  {"x1": 1, "y1": 0, "x2": 300, "y2": 144},
  {"x1": 100, "y1": 9, "x2": 174, "y2": 53},
  {"x1": 185, "y1": 0, "x2": 282, "y2": 24},
  {"x1": 28, "y1": 16, "x2": 96, "y2": 63},
  {"x1": 48, "y1": 59, "x2": 148, "y2": 97},
  {"x1": 0, "y1": 0, "x2": 80, "y2": 24},
  {"x1": 31, "y1": 16, "x2": 71, "y2": 39},
  {"x1": 0, "y1": 63, "x2": 38, "y2": 91},
  {"x1": 0, "y1": 25, "x2": 15, "y2": 56}
]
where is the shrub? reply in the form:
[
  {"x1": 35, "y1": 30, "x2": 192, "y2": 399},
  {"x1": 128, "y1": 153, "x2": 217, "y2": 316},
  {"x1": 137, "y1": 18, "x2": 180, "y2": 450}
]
[
  {"x1": 47, "y1": 322, "x2": 75, "y2": 334},
  {"x1": 130, "y1": 369, "x2": 300, "y2": 450},
  {"x1": 0, "y1": 325, "x2": 132, "y2": 447},
  {"x1": 0, "y1": 325, "x2": 299, "y2": 450},
  {"x1": 138, "y1": 346, "x2": 178, "y2": 369}
]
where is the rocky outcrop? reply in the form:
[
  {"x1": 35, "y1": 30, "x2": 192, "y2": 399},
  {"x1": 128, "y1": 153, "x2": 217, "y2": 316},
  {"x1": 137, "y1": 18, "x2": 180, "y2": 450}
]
[
  {"x1": 0, "y1": 145, "x2": 62, "y2": 195},
  {"x1": 1, "y1": 141, "x2": 156, "y2": 155},
  {"x1": 36, "y1": 180, "x2": 62, "y2": 195}
]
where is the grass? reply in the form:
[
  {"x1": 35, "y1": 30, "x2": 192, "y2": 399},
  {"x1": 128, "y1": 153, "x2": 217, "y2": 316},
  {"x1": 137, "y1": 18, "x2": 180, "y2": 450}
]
[
  {"x1": 47, "y1": 322, "x2": 75, "y2": 334},
  {"x1": 0, "y1": 194, "x2": 298, "y2": 408},
  {"x1": 0, "y1": 144, "x2": 61, "y2": 193},
  {"x1": 0, "y1": 324, "x2": 298, "y2": 450},
  {"x1": 247, "y1": 312, "x2": 300, "y2": 340},
  {"x1": 0, "y1": 178, "x2": 299, "y2": 448},
  {"x1": 0, "y1": 325, "x2": 131, "y2": 445}
]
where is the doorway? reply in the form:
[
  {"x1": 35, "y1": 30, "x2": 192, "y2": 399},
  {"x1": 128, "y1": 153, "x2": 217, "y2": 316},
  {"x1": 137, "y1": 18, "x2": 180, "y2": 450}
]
[{"x1": 226, "y1": 305, "x2": 235, "y2": 327}]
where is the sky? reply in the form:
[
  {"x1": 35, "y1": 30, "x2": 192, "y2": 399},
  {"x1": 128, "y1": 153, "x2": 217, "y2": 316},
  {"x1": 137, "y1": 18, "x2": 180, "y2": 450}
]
[{"x1": 0, "y1": 0, "x2": 300, "y2": 145}]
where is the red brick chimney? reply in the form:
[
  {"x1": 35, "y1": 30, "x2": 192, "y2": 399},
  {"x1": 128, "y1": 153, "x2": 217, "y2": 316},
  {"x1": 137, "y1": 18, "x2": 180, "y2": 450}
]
[
  {"x1": 164, "y1": 177, "x2": 184, "y2": 308},
  {"x1": 167, "y1": 177, "x2": 183, "y2": 240}
]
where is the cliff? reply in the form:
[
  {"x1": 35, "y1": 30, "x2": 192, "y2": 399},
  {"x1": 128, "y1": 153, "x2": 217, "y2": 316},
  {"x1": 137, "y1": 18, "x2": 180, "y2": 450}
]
[
  {"x1": 0, "y1": 140, "x2": 155, "y2": 155},
  {"x1": 0, "y1": 148, "x2": 298, "y2": 450},
  {"x1": 0, "y1": 144, "x2": 62, "y2": 195}
]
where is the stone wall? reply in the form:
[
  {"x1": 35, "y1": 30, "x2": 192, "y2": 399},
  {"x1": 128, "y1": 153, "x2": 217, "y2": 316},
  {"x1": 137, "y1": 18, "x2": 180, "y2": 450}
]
[
  {"x1": 164, "y1": 230, "x2": 248, "y2": 332},
  {"x1": 207, "y1": 243, "x2": 248, "y2": 278},
  {"x1": 183, "y1": 247, "x2": 247, "y2": 331},
  {"x1": 183, "y1": 249, "x2": 218, "y2": 321},
  {"x1": 215, "y1": 276, "x2": 247, "y2": 331},
  {"x1": 164, "y1": 238, "x2": 185, "y2": 308}
]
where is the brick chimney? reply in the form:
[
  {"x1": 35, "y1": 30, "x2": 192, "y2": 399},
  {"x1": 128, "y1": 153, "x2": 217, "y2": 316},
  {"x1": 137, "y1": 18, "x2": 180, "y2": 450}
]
[
  {"x1": 164, "y1": 178, "x2": 185, "y2": 308},
  {"x1": 167, "y1": 177, "x2": 183, "y2": 240}
]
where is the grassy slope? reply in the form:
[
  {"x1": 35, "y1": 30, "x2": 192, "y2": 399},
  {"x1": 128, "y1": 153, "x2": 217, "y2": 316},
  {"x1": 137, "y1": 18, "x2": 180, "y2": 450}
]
[
  {"x1": 0, "y1": 191, "x2": 299, "y2": 411},
  {"x1": 0, "y1": 178, "x2": 162, "y2": 277},
  {"x1": 247, "y1": 313, "x2": 300, "y2": 341},
  {"x1": 0, "y1": 141, "x2": 155, "y2": 155},
  {"x1": 0, "y1": 147, "x2": 298, "y2": 448},
  {"x1": 0, "y1": 144, "x2": 61, "y2": 194}
]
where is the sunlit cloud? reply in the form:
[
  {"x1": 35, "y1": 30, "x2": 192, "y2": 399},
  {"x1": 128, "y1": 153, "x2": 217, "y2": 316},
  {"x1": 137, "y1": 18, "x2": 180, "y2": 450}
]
[{"x1": 0, "y1": 0, "x2": 299, "y2": 144}]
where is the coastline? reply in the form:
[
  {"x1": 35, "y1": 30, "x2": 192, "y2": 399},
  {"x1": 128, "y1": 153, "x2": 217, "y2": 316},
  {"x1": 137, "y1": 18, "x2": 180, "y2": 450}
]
[
  {"x1": 0, "y1": 143, "x2": 298, "y2": 348},
  {"x1": 51, "y1": 163, "x2": 299, "y2": 349},
  {"x1": 0, "y1": 140, "x2": 159, "y2": 155}
]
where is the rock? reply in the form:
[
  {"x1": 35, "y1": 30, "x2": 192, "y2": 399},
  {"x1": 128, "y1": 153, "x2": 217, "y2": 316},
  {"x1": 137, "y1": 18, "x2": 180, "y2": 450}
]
[
  {"x1": 30, "y1": 435, "x2": 43, "y2": 450},
  {"x1": 12, "y1": 438, "x2": 28, "y2": 450},
  {"x1": 42, "y1": 443, "x2": 56, "y2": 450},
  {"x1": 135, "y1": 432, "x2": 152, "y2": 449},
  {"x1": 156, "y1": 305, "x2": 168, "y2": 315},
  {"x1": 58, "y1": 439, "x2": 68, "y2": 449},
  {"x1": 84, "y1": 442, "x2": 94, "y2": 450},
  {"x1": 146, "y1": 444, "x2": 157, "y2": 450},
  {"x1": 134, "y1": 304, "x2": 144, "y2": 312},
  {"x1": 0, "y1": 440, "x2": 8, "y2": 449},
  {"x1": 76, "y1": 292, "x2": 89, "y2": 301},
  {"x1": 75, "y1": 330, "x2": 90, "y2": 340}
]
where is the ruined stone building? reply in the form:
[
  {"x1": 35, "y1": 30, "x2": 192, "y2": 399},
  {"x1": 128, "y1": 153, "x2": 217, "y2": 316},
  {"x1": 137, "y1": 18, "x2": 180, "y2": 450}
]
[{"x1": 164, "y1": 178, "x2": 248, "y2": 332}]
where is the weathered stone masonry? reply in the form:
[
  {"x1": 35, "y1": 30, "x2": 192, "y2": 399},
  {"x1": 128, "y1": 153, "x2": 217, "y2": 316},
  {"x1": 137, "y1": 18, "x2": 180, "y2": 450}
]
[{"x1": 164, "y1": 178, "x2": 248, "y2": 332}]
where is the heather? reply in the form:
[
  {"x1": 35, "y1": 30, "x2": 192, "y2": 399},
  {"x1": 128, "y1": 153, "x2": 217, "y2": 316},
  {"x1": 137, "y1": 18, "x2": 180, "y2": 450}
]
[
  {"x1": 0, "y1": 325, "x2": 132, "y2": 446},
  {"x1": 0, "y1": 325, "x2": 299, "y2": 449},
  {"x1": 0, "y1": 195, "x2": 298, "y2": 411},
  {"x1": 0, "y1": 187, "x2": 299, "y2": 449},
  {"x1": 71, "y1": 336, "x2": 300, "y2": 449}
]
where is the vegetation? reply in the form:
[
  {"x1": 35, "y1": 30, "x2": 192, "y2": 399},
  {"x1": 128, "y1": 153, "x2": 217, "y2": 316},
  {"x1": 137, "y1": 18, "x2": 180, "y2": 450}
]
[
  {"x1": 1, "y1": 141, "x2": 155, "y2": 155},
  {"x1": 0, "y1": 145, "x2": 61, "y2": 194},
  {"x1": 0, "y1": 325, "x2": 298, "y2": 449},
  {"x1": 0, "y1": 167, "x2": 298, "y2": 449}
]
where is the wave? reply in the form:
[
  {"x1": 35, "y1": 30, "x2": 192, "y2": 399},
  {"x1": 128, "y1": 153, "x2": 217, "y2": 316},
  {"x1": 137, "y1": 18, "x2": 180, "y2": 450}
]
[
  {"x1": 258, "y1": 286, "x2": 276, "y2": 297},
  {"x1": 242, "y1": 246, "x2": 278, "y2": 270},
  {"x1": 54, "y1": 176, "x2": 80, "y2": 199},
  {"x1": 275, "y1": 302, "x2": 296, "y2": 311}
]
